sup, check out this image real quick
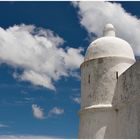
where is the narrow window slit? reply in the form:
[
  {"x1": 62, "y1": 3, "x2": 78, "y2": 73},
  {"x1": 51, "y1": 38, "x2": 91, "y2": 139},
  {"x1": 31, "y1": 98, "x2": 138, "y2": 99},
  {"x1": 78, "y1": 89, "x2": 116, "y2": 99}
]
[
  {"x1": 88, "y1": 74, "x2": 90, "y2": 84},
  {"x1": 116, "y1": 71, "x2": 118, "y2": 79}
]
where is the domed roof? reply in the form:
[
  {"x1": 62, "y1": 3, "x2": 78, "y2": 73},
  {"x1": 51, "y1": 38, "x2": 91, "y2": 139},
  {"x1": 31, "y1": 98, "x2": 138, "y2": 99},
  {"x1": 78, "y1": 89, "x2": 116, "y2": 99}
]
[{"x1": 85, "y1": 24, "x2": 135, "y2": 61}]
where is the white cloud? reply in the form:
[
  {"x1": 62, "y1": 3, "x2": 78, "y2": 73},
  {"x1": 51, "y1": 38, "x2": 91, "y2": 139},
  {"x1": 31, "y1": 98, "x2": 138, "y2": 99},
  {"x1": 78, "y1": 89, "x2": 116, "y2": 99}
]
[
  {"x1": 0, "y1": 24, "x2": 84, "y2": 90},
  {"x1": 48, "y1": 107, "x2": 64, "y2": 117},
  {"x1": 72, "y1": 97, "x2": 81, "y2": 104},
  {"x1": 32, "y1": 104, "x2": 45, "y2": 119},
  {"x1": 73, "y1": 1, "x2": 140, "y2": 56},
  {"x1": 0, "y1": 123, "x2": 9, "y2": 128},
  {"x1": 0, "y1": 135, "x2": 60, "y2": 139}
]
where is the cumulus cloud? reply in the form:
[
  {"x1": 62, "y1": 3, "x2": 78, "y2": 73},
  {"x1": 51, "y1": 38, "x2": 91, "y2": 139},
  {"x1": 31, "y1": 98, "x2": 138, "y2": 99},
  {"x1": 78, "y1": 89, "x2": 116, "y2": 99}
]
[
  {"x1": 0, "y1": 24, "x2": 84, "y2": 90},
  {"x1": 48, "y1": 107, "x2": 64, "y2": 117},
  {"x1": 32, "y1": 104, "x2": 45, "y2": 119},
  {"x1": 73, "y1": 1, "x2": 140, "y2": 56}
]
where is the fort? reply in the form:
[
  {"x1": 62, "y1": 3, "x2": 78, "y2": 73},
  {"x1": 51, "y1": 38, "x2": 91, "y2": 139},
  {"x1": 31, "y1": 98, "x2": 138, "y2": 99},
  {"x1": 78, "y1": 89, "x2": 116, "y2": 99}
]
[{"x1": 79, "y1": 23, "x2": 140, "y2": 138}]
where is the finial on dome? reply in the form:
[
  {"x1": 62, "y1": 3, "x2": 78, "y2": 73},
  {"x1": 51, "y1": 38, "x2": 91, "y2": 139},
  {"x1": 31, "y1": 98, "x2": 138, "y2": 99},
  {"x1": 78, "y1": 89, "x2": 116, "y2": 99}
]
[{"x1": 103, "y1": 23, "x2": 115, "y2": 37}]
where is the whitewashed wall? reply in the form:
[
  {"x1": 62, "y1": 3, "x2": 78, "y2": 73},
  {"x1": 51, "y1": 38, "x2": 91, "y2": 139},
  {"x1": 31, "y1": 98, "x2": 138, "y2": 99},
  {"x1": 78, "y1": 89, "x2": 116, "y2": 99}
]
[{"x1": 79, "y1": 57, "x2": 136, "y2": 138}]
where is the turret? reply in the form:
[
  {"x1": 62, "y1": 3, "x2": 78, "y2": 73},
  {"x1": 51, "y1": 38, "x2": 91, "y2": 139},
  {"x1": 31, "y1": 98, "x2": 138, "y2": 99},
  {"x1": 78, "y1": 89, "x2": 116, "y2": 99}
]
[{"x1": 79, "y1": 24, "x2": 135, "y2": 138}]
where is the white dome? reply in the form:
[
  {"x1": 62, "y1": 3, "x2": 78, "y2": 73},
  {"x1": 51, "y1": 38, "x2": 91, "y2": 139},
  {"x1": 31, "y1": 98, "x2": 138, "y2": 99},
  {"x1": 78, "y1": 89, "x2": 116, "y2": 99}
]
[{"x1": 85, "y1": 24, "x2": 135, "y2": 61}]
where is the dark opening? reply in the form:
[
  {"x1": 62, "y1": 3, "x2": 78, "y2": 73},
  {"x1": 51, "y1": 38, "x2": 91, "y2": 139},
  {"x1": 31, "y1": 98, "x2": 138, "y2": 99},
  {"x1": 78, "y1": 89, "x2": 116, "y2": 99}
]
[
  {"x1": 116, "y1": 71, "x2": 118, "y2": 79},
  {"x1": 88, "y1": 74, "x2": 90, "y2": 84}
]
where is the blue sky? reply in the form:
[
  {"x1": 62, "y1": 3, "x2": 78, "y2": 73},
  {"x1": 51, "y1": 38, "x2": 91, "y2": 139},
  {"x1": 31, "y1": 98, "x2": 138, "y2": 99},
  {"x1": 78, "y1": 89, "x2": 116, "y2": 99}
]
[{"x1": 0, "y1": 1, "x2": 140, "y2": 139}]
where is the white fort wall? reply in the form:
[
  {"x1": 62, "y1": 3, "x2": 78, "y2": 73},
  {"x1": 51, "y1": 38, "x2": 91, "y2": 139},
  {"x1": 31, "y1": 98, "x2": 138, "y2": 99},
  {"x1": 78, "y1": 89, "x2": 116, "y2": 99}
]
[
  {"x1": 79, "y1": 60, "x2": 140, "y2": 138},
  {"x1": 79, "y1": 57, "x2": 135, "y2": 138},
  {"x1": 113, "y1": 61, "x2": 140, "y2": 138}
]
